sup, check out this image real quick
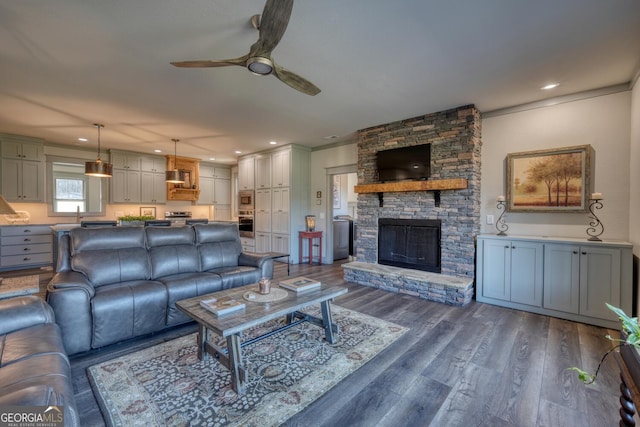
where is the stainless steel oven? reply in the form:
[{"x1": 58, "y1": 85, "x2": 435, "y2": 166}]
[
  {"x1": 238, "y1": 212, "x2": 254, "y2": 238},
  {"x1": 237, "y1": 190, "x2": 254, "y2": 238}
]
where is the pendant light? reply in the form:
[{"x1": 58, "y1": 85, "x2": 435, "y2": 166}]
[
  {"x1": 165, "y1": 138, "x2": 185, "y2": 183},
  {"x1": 85, "y1": 123, "x2": 113, "y2": 177}
]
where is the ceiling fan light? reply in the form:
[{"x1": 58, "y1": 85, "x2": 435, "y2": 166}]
[
  {"x1": 247, "y1": 57, "x2": 273, "y2": 75},
  {"x1": 165, "y1": 169, "x2": 185, "y2": 184}
]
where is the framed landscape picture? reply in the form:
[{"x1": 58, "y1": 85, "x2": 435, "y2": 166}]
[{"x1": 506, "y1": 145, "x2": 594, "y2": 212}]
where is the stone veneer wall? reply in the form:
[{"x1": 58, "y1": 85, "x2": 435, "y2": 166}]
[{"x1": 356, "y1": 104, "x2": 482, "y2": 279}]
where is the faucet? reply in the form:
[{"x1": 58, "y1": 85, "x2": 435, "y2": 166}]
[{"x1": 76, "y1": 206, "x2": 83, "y2": 224}]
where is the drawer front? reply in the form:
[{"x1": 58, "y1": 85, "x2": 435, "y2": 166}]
[
  {"x1": 1, "y1": 225, "x2": 51, "y2": 236},
  {"x1": 1, "y1": 243, "x2": 52, "y2": 256},
  {"x1": 2, "y1": 234, "x2": 52, "y2": 245},
  {"x1": 1, "y1": 252, "x2": 52, "y2": 267}
]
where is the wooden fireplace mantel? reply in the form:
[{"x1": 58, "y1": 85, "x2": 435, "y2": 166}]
[{"x1": 354, "y1": 178, "x2": 468, "y2": 207}]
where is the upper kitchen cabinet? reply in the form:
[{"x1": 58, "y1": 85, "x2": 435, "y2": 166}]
[
  {"x1": 166, "y1": 155, "x2": 200, "y2": 201},
  {"x1": 255, "y1": 155, "x2": 271, "y2": 189},
  {"x1": 238, "y1": 157, "x2": 255, "y2": 190},
  {"x1": 0, "y1": 135, "x2": 45, "y2": 202},
  {"x1": 140, "y1": 156, "x2": 166, "y2": 173},
  {"x1": 111, "y1": 151, "x2": 141, "y2": 170},
  {"x1": 271, "y1": 149, "x2": 290, "y2": 188},
  {"x1": 198, "y1": 163, "x2": 231, "y2": 205}
]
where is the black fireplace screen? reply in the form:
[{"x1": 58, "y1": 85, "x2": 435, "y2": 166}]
[{"x1": 378, "y1": 218, "x2": 441, "y2": 273}]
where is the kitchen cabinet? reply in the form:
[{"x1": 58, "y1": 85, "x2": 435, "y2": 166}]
[
  {"x1": 238, "y1": 157, "x2": 255, "y2": 190},
  {"x1": 240, "y1": 237, "x2": 255, "y2": 253},
  {"x1": 111, "y1": 169, "x2": 141, "y2": 203},
  {"x1": 1, "y1": 225, "x2": 52, "y2": 271},
  {"x1": 255, "y1": 232, "x2": 271, "y2": 252},
  {"x1": 476, "y1": 234, "x2": 632, "y2": 329},
  {"x1": 199, "y1": 164, "x2": 231, "y2": 205},
  {"x1": 271, "y1": 187, "x2": 290, "y2": 235},
  {"x1": 255, "y1": 189, "x2": 271, "y2": 232},
  {"x1": 271, "y1": 149, "x2": 290, "y2": 187},
  {"x1": 140, "y1": 156, "x2": 165, "y2": 173},
  {"x1": 0, "y1": 137, "x2": 45, "y2": 202},
  {"x1": 110, "y1": 152, "x2": 141, "y2": 170},
  {"x1": 140, "y1": 171, "x2": 166, "y2": 204},
  {"x1": 271, "y1": 233, "x2": 289, "y2": 254},
  {"x1": 255, "y1": 155, "x2": 271, "y2": 189}
]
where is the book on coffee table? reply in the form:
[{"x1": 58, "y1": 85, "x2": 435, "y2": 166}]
[
  {"x1": 200, "y1": 297, "x2": 245, "y2": 316},
  {"x1": 279, "y1": 277, "x2": 321, "y2": 292}
]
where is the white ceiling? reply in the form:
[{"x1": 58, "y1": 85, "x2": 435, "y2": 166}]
[{"x1": 1, "y1": 0, "x2": 639, "y2": 164}]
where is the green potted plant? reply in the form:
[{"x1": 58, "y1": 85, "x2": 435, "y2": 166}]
[
  {"x1": 569, "y1": 303, "x2": 640, "y2": 384},
  {"x1": 117, "y1": 215, "x2": 155, "y2": 226}
]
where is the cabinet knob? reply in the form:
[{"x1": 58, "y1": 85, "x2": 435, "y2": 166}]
[
  {"x1": 572, "y1": 251, "x2": 578, "y2": 254},
  {"x1": 23, "y1": 248, "x2": 31, "y2": 251},
  {"x1": 581, "y1": 252, "x2": 587, "y2": 255},
  {"x1": 23, "y1": 229, "x2": 32, "y2": 233},
  {"x1": 23, "y1": 257, "x2": 31, "y2": 261},
  {"x1": 24, "y1": 238, "x2": 31, "y2": 242},
  {"x1": 512, "y1": 246, "x2": 516, "y2": 249},
  {"x1": 505, "y1": 245, "x2": 509, "y2": 248}
]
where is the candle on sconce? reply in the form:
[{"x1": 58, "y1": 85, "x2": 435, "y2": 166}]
[
  {"x1": 497, "y1": 195, "x2": 506, "y2": 202},
  {"x1": 591, "y1": 192, "x2": 603, "y2": 200}
]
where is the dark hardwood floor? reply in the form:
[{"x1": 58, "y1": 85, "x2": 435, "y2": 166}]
[{"x1": 9, "y1": 261, "x2": 624, "y2": 426}]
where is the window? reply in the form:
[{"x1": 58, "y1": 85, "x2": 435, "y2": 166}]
[{"x1": 47, "y1": 158, "x2": 106, "y2": 217}]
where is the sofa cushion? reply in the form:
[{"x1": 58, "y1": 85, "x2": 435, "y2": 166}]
[
  {"x1": 91, "y1": 280, "x2": 167, "y2": 348},
  {"x1": 146, "y1": 225, "x2": 195, "y2": 247},
  {"x1": 70, "y1": 227, "x2": 150, "y2": 286},
  {"x1": 157, "y1": 272, "x2": 224, "y2": 325},
  {"x1": 0, "y1": 385, "x2": 78, "y2": 427},
  {"x1": 0, "y1": 323, "x2": 68, "y2": 367},
  {"x1": 147, "y1": 226, "x2": 200, "y2": 278}
]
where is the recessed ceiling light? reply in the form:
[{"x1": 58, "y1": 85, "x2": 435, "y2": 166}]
[
  {"x1": 78, "y1": 137, "x2": 88, "y2": 142},
  {"x1": 323, "y1": 135, "x2": 338, "y2": 140},
  {"x1": 269, "y1": 141, "x2": 277, "y2": 145},
  {"x1": 235, "y1": 150, "x2": 242, "y2": 154},
  {"x1": 154, "y1": 149, "x2": 162, "y2": 153},
  {"x1": 209, "y1": 157, "x2": 216, "y2": 161},
  {"x1": 541, "y1": 83, "x2": 559, "y2": 90}
]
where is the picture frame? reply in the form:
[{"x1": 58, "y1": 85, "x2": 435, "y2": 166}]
[
  {"x1": 506, "y1": 145, "x2": 594, "y2": 212},
  {"x1": 140, "y1": 207, "x2": 156, "y2": 218},
  {"x1": 333, "y1": 175, "x2": 341, "y2": 209}
]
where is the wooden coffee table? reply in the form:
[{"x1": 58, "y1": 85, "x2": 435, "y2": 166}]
[{"x1": 176, "y1": 282, "x2": 348, "y2": 394}]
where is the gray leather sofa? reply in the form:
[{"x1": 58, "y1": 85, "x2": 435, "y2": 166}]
[
  {"x1": 47, "y1": 223, "x2": 274, "y2": 355},
  {"x1": 0, "y1": 296, "x2": 79, "y2": 426}
]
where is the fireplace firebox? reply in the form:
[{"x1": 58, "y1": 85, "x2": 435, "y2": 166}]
[{"x1": 378, "y1": 218, "x2": 441, "y2": 273}]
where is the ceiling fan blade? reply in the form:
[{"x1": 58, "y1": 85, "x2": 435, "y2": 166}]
[
  {"x1": 251, "y1": 0, "x2": 293, "y2": 57},
  {"x1": 272, "y1": 62, "x2": 321, "y2": 96},
  {"x1": 171, "y1": 55, "x2": 248, "y2": 68}
]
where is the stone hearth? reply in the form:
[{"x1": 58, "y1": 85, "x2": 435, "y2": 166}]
[{"x1": 345, "y1": 104, "x2": 481, "y2": 306}]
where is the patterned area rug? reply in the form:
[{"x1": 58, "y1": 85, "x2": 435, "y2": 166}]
[{"x1": 88, "y1": 305, "x2": 407, "y2": 426}]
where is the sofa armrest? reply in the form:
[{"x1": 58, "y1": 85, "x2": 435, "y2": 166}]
[
  {"x1": 238, "y1": 252, "x2": 274, "y2": 279},
  {"x1": 0, "y1": 296, "x2": 55, "y2": 336},
  {"x1": 46, "y1": 271, "x2": 95, "y2": 355}
]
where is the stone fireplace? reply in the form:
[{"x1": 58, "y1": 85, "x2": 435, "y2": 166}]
[{"x1": 342, "y1": 105, "x2": 481, "y2": 306}]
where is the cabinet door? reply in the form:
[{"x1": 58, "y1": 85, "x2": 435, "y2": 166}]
[
  {"x1": 272, "y1": 233, "x2": 289, "y2": 254},
  {"x1": 111, "y1": 170, "x2": 140, "y2": 202},
  {"x1": 255, "y1": 189, "x2": 271, "y2": 232},
  {"x1": 272, "y1": 188, "x2": 290, "y2": 235},
  {"x1": 111, "y1": 153, "x2": 140, "y2": 170},
  {"x1": 20, "y1": 160, "x2": 44, "y2": 202},
  {"x1": 255, "y1": 232, "x2": 272, "y2": 252},
  {"x1": 198, "y1": 176, "x2": 214, "y2": 204},
  {"x1": 214, "y1": 179, "x2": 230, "y2": 204},
  {"x1": 1, "y1": 140, "x2": 23, "y2": 159},
  {"x1": 579, "y1": 246, "x2": 621, "y2": 321},
  {"x1": 19, "y1": 143, "x2": 44, "y2": 161},
  {"x1": 509, "y1": 241, "x2": 543, "y2": 306},
  {"x1": 1, "y1": 158, "x2": 21, "y2": 200},
  {"x1": 481, "y1": 239, "x2": 511, "y2": 301},
  {"x1": 238, "y1": 157, "x2": 254, "y2": 190},
  {"x1": 140, "y1": 156, "x2": 164, "y2": 172},
  {"x1": 543, "y1": 244, "x2": 580, "y2": 313},
  {"x1": 200, "y1": 165, "x2": 215, "y2": 178},
  {"x1": 140, "y1": 172, "x2": 167, "y2": 203},
  {"x1": 272, "y1": 150, "x2": 290, "y2": 187},
  {"x1": 214, "y1": 168, "x2": 231, "y2": 179},
  {"x1": 255, "y1": 156, "x2": 271, "y2": 189}
]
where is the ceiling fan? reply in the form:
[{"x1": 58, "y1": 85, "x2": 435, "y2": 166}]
[{"x1": 171, "y1": 0, "x2": 321, "y2": 96}]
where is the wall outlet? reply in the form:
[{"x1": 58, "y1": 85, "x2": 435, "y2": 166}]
[{"x1": 486, "y1": 214, "x2": 494, "y2": 225}]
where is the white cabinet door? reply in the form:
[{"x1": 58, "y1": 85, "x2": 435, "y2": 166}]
[
  {"x1": 255, "y1": 189, "x2": 271, "y2": 232},
  {"x1": 140, "y1": 172, "x2": 166, "y2": 204},
  {"x1": 272, "y1": 188, "x2": 290, "y2": 235},
  {"x1": 272, "y1": 150, "x2": 290, "y2": 187},
  {"x1": 140, "y1": 156, "x2": 165, "y2": 172},
  {"x1": 238, "y1": 157, "x2": 255, "y2": 190},
  {"x1": 214, "y1": 179, "x2": 230, "y2": 204},
  {"x1": 272, "y1": 233, "x2": 289, "y2": 254},
  {"x1": 111, "y1": 152, "x2": 141, "y2": 170},
  {"x1": 20, "y1": 160, "x2": 44, "y2": 202},
  {"x1": 543, "y1": 243, "x2": 580, "y2": 313},
  {"x1": 255, "y1": 232, "x2": 271, "y2": 252},
  {"x1": 111, "y1": 170, "x2": 140, "y2": 203},
  {"x1": 255, "y1": 156, "x2": 271, "y2": 189},
  {"x1": 1, "y1": 158, "x2": 21, "y2": 201},
  {"x1": 198, "y1": 176, "x2": 214, "y2": 204},
  {"x1": 579, "y1": 246, "x2": 620, "y2": 321}
]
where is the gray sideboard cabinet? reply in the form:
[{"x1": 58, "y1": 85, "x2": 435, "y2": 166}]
[{"x1": 476, "y1": 234, "x2": 633, "y2": 329}]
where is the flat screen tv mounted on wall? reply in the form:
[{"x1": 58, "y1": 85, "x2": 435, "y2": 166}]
[{"x1": 376, "y1": 144, "x2": 431, "y2": 182}]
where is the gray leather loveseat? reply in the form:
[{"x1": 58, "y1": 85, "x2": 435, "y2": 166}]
[
  {"x1": 47, "y1": 223, "x2": 274, "y2": 355},
  {"x1": 0, "y1": 296, "x2": 79, "y2": 426}
]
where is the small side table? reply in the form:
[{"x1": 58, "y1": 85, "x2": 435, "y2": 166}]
[{"x1": 299, "y1": 231, "x2": 322, "y2": 265}]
